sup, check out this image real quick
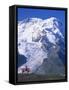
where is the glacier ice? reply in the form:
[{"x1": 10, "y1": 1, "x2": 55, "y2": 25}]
[{"x1": 18, "y1": 17, "x2": 64, "y2": 74}]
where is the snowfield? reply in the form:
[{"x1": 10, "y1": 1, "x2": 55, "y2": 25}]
[{"x1": 18, "y1": 17, "x2": 64, "y2": 74}]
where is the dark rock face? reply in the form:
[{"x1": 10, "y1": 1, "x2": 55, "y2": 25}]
[
  {"x1": 18, "y1": 54, "x2": 27, "y2": 67},
  {"x1": 35, "y1": 46, "x2": 65, "y2": 77}
]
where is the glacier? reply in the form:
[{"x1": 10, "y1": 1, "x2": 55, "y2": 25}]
[{"x1": 18, "y1": 17, "x2": 65, "y2": 75}]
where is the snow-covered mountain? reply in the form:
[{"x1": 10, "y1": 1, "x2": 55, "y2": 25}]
[{"x1": 18, "y1": 17, "x2": 65, "y2": 75}]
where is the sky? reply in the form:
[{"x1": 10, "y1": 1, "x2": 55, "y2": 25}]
[
  {"x1": 17, "y1": 7, "x2": 65, "y2": 22},
  {"x1": 17, "y1": 7, "x2": 65, "y2": 33}
]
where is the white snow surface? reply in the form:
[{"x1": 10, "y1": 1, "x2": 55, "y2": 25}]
[{"x1": 18, "y1": 17, "x2": 64, "y2": 74}]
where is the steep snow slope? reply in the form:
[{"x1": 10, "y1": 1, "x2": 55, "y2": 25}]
[{"x1": 18, "y1": 17, "x2": 64, "y2": 74}]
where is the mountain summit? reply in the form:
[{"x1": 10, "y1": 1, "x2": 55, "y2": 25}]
[{"x1": 18, "y1": 17, "x2": 65, "y2": 76}]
